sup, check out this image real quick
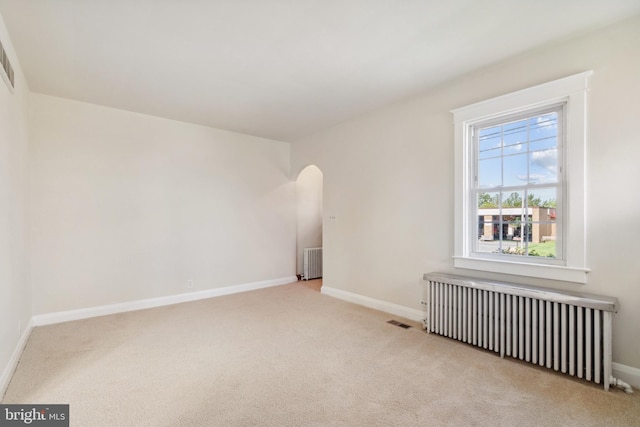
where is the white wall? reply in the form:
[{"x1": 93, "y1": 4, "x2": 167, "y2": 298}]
[
  {"x1": 29, "y1": 94, "x2": 295, "y2": 315},
  {"x1": 296, "y1": 165, "x2": 323, "y2": 275},
  {"x1": 291, "y1": 15, "x2": 640, "y2": 371},
  {"x1": 0, "y1": 15, "x2": 30, "y2": 392}
]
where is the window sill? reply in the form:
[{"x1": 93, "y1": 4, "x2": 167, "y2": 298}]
[{"x1": 453, "y1": 256, "x2": 589, "y2": 283}]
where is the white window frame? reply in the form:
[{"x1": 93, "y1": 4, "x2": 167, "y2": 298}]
[{"x1": 452, "y1": 71, "x2": 592, "y2": 283}]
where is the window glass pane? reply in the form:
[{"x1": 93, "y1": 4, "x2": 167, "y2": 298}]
[
  {"x1": 477, "y1": 220, "x2": 497, "y2": 241},
  {"x1": 499, "y1": 240, "x2": 523, "y2": 255},
  {"x1": 528, "y1": 239, "x2": 556, "y2": 258},
  {"x1": 503, "y1": 154, "x2": 527, "y2": 187},
  {"x1": 501, "y1": 191, "x2": 524, "y2": 208},
  {"x1": 479, "y1": 126, "x2": 502, "y2": 152},
  {"x1": 530, "y1": 136, "x2": 557, "y2": 152},
  {"x1": 503, "y1": 141, "x2": 525, "y2": 156},
  {"x1": 477, "y1": 223, "x2": 498, "y2": 254},
  {"x1": 479, "y1": 146, "x2": 501, "y2": 160},
  {"x1": 529, "y1": 148, "x2": 557, "y2": 184},
  {"x1": 526, "y1": 187, "x2": 558, "y2": 259},
  {"x1": 504, "y1": 219, "x2": 522, "y2": 240},
  {"x1": 478, "y1": 157, "x2": 501, "y2": 188},
  {"x1": 529, "y1": 113, "x2": 557, "y2": 139},
  {"x1": 500, "y1": 200, "x2": 525, "y2": 240},
  {"x1": 477, "y1": 190, "x2": 500, "y2": 253},
  {"x1": 502, "y1": 119, "x2": 527, "y2": 153},
  {"x1": 477, "y1": 191, "x2": 499, "y2": 208},
  {"x1": 477, "y1": 190, "x2": 498, "y2": 236},
  {"x1": 527, "y1": 188, "x2": 556, "y2": 208}
]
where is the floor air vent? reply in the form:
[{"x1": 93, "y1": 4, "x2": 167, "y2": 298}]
[{"x1": 387, "y1": 320, "x2": 411, "y2": 329}]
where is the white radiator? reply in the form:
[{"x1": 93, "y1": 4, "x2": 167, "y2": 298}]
[
  {"x1": 423, "y1": 273, "x2": 631, "y2": 392},
  {"x1": 303, "y1": 247, "x2": 323, "y2": 280}
]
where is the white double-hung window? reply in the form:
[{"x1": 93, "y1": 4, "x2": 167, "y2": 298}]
[{"x1": 452, "y1": 72, "x2": 591, "y2": 283}]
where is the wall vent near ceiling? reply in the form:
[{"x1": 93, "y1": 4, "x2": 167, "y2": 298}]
[{"x1": 0, "y1": 38, "x2": 15, "y2": 91}]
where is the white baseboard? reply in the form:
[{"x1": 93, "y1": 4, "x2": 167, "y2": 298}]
[
  {"x1": 0, "y1": 318, "x2": 34, "y2": 399},
  {"x1": 33, "y1": 276, "x2": 297, "y2": 326},
  {"x1": 321, "y1": 285, "x2": 424, "y2": 322},
  {"x1": 612, "y1": 362, "x2": 640, "y2": 389}
]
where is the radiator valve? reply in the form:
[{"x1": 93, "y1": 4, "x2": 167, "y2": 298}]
[{"x1": 610, "y1": 376, "x2": 634, "y2": 394}]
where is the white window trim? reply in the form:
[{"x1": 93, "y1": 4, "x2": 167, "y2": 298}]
[{"x1": 452, "y1": 71, "x2": 592, "y2": 283}]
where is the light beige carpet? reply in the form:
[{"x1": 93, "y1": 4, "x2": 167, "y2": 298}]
[{"x1": 3, "y1": 281, "x2": 639, "y2": 426}]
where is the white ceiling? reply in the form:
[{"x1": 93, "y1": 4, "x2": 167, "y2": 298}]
[{"x1": 1, "y1": 1, "x2": 640, "y2": 142}]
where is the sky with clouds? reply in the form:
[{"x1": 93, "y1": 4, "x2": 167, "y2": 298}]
[{"x1": 477, "y1": 112, "x2": 558, "y2": 205}]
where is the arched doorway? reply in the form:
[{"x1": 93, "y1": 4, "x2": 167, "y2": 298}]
[{"x1": 296, "y1": 165, "x2": 323, "y2": 289}]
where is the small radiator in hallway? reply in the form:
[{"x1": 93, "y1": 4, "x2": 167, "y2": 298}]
[
  {"x1": 303, "y1": 247, "x2": 323, "y2": 280},
  {"x1": 422, "y1": 273, "x2": 632, "y2": 393}
]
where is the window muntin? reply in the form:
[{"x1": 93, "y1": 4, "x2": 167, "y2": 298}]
[{"x1": 471, "y1": 106, "x2": 563, "y2": 264}]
